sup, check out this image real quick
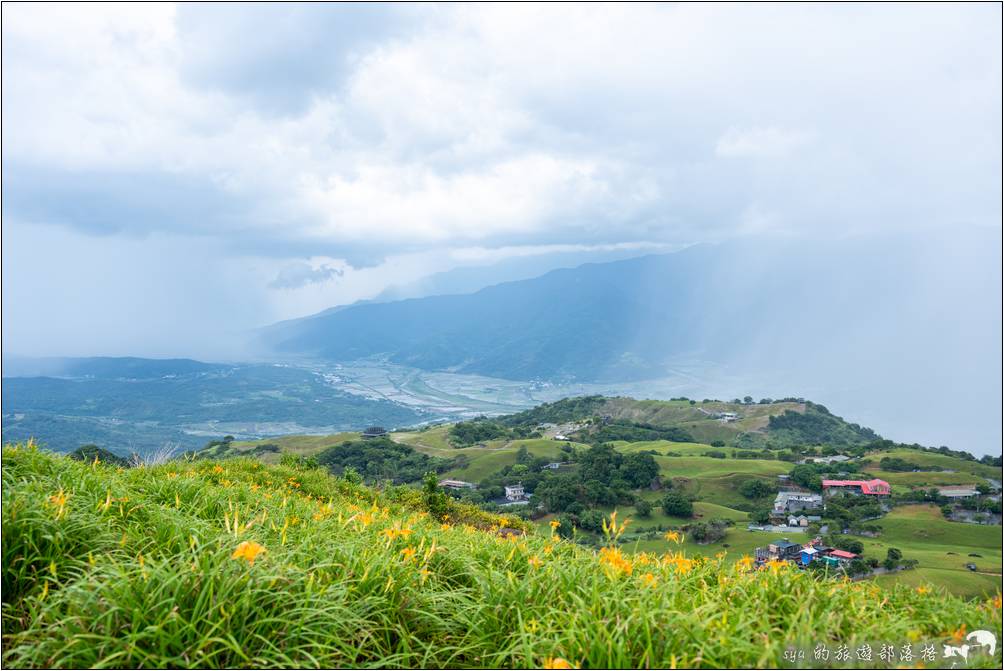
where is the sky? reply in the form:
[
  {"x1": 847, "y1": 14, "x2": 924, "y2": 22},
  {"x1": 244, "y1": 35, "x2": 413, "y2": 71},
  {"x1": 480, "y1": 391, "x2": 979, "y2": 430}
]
[{"x1": 2, "y1": 2, "x2": 1002, "y2": 360}]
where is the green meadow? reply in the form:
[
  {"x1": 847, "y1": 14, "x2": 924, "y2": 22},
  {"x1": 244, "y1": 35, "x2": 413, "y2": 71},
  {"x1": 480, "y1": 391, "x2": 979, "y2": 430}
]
[{"x1": 3, "y1": 443, "x2": 1000, "y2": 669}]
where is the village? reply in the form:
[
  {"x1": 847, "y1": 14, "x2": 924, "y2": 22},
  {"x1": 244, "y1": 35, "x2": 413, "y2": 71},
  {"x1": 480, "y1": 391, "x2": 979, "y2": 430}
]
[{"x1": 752, "y1": 478, "x2": 893, "y2": 571}]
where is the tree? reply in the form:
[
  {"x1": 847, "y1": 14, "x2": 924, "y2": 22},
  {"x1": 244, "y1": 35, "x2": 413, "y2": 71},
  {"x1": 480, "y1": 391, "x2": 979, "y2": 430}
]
[
  {"x1": 739, "y1": 479, "x2": 774, "y2": 499},
  {"x1": 789, "y1": 465, "x2": 823, "y2": 491},
  {"x1": 534, "y1": 474, "x2": 581, "y2": 513},
  {"x1": 554, "y1": 514, "x2": 576, "y2": 539},
  {"x1": 634, "y1": 498, "x2": 653, "y2": 518},
  {"x1": 422, "y1": 472, "x2": 451, "y2": 520},
  {"x1": 847, "y1": 558, "x2": 870, "y2": 576},
  {"x1": 833, "y1": 537, "x2": 864, "y2": 555},
  {"x1": 578, "y1": 510, "x2": 605, "y2": 533},
  {"x1": 619, "y1": 452, "x2": 660, "y2": 488},
  {"x1": 661, "y1": 491, "x2": 693, "y2": 518},
  {"x1": 886, "y1": 547, "x2": 902, "y2": 562},
  {"x1": 578, "y1": 443, "x2": 623, "y2": 485},
  {"x1": 743, "y1": 396, "x2": 754, "y2": 405}
]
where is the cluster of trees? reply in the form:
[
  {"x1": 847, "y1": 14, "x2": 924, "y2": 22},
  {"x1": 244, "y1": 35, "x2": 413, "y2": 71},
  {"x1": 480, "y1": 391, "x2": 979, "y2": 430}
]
[
  {"x1": 821, "y1": 496, "x2": 883, "y2": 532},
  {"x1": 68, "y1": 444, "x2": 131, "y2": 467},
  {"x1": 738, "y1": 478, "x2": 776, "y2": 499},
  {"x1": 660, "y1": 490, "x2": 694, "y2": 517},
  {"x1": 767, "y1": 405, "x2": 879, "y2": 447},
  {"x1": 448, "y1": 419, "x2": 538, "y2": 447},
  {"x1": 588, "y1": 421, "x2": 694, "y2": 444},
  {"x1": 788, "y1": 464, "x2": 824, "y2": 491},
  {"x1": 499, "y1": 396, "x2": 608, "y2": 429},
  {"x1": 877, "y1": 456, "x2": 934, "y2": 472},
  {"x1": 315, "y1": 437, "x2": 454, "y2": 484},
  {"x1": 533, "y1": 444, "x2": 660, "y2": 514},
  {"x1": 687, "y1": 517, "x2": 733, "y2": 543}
]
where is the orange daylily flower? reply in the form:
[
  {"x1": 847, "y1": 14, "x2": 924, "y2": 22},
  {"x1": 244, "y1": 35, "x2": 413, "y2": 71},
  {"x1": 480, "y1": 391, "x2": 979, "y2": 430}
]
[{"x1": 230, "y1": 540, "x2": 266, "y2": 566}]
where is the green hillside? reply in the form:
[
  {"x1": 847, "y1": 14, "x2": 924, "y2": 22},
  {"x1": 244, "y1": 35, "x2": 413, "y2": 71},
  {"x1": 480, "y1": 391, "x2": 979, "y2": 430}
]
[{"x1": 4, "y1": 443, "x2": 1001, "y2": 669}]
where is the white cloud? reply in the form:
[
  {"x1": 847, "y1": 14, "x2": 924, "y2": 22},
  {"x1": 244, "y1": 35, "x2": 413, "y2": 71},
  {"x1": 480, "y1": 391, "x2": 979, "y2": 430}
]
[
  {"x1": 1, "y1": 2, "x2": 1001, "y2": 350},
  {"x1": 715, "y1": 127, "x2": 813, "y2": 158}
]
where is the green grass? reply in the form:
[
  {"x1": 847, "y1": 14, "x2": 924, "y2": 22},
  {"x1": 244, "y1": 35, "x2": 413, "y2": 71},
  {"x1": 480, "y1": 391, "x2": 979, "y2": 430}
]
[
  {"x1": 228, "y1": 432, "x2": 360, "y2": 462},
  {"x1": 4, "y1": 443, "x2": 1001, "y2": 669},
  {"x1": 862, "y1": 448, "x2": 1000, "y2": 481},
  {"x1": 442, "y1": 440, "x2": 577, "y2": 481},
  {"x1": 864, "y1": 469, "x2": 992, "y2": 488},
  {"x1": 391, "y1": 425, "x2": 455, "y2": 452},
  {"x1": 874, "y1": 568, "x2": 1003, "y2": 600},
  {"x1": 615, "y1": 440, "x2": 719, "y2": 455}
]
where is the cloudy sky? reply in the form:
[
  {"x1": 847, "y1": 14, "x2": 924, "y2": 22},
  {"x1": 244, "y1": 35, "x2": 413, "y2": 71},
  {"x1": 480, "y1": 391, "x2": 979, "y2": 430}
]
[{"x1": 2, "y1": 3, "x2": 1001, "y2": 358}]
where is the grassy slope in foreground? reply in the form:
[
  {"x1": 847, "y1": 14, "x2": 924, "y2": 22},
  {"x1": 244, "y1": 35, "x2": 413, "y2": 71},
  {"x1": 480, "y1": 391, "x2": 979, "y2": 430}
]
[{"x1": 3, "y1": 445, "x2": 1002, "y2": 670}]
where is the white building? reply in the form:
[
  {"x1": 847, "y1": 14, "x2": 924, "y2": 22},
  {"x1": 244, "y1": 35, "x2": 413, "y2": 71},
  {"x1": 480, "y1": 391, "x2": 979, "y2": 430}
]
[
  {"x1": 800, "y1": 455, "x2": 851, "y2": 465},
  {"x1": 504, "y1": 484, "x2": 525, "y2": 501}
]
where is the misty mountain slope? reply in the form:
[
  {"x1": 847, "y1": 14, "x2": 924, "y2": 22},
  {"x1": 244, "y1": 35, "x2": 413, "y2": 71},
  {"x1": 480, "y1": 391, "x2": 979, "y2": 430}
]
[{"x1": 264, "y1": 234, "x2": 1002, "y2": 384}]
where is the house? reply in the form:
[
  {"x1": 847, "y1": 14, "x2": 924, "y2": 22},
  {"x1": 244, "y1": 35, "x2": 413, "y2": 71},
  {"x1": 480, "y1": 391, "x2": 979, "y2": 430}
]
[
  {"x1": 773, "y1": 492, "x2": 823, "y2": 514},
  {"x1": 541, "y1": 462, "x2": 564, "y2": 471},
  {"x1": 554, "y1": 434, "x2": 568, "y2": 441},
  {"x1": 824, "y1": 549, "x2": 858, "y2": 566},
  {"x1": 822, "y1": 479, "x2": 891, "y2": 498},
  {"x1": 801, "y1": 455, "x2": 851, "y2": 465},
  {"x1": 438, "y1": 479, "x2": 477, "y2": 490},
  {"x1": 719, "y1": 412, "x2": 739, "y2": 423},
  {"x1": 361, "y1": 426, "x2": 388, "y2": 439},
  {"x1": 800, "y1": 546, "x2": 820, "y2": 566},
  {"x1": 938, "y1": 485, "x2": 980, "y2": 499},
  {"x1": 767, "y1": 539, "x2": 802, "y2": 560},
  {"x1": 504, "y1": 484, "x2": 525, "y2": 501},
  {"x1": 787, "y1": 515, "x2": 809, "y2": 527}
]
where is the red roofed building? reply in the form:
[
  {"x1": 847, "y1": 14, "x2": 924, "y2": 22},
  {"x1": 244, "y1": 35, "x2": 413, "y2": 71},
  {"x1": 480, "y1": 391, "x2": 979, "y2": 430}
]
[
  {"x1": 823, "y1": 549, "x2": 860, "y2": 567},
  {"x1": 827, "y1": 549, "x2": 858, "y2": 560},
  {"x1": 822, "y1": 478, "x2": 891, "y2": 498}
]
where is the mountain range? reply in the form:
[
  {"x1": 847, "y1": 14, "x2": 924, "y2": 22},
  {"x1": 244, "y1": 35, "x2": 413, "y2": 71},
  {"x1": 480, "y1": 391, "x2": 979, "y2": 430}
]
[{"x1": 260, "y1": 233, "x2": 1002, "y2": 451}]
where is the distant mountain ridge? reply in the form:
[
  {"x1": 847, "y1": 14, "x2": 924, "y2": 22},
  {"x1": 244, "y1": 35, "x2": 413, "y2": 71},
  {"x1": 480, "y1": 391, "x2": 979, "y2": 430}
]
[{"x1": 262, "y1": 234, "x2": 1000, "y2": 383}]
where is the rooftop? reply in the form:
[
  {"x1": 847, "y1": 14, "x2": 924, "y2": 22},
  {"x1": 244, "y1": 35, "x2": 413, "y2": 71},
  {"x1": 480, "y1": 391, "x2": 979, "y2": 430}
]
[
  {"x1": 822, "y1": 479, "x2": 891, "y2": 495},
  {"x1": 828, "y1": 549, "x2": 858, "y2": 560}
]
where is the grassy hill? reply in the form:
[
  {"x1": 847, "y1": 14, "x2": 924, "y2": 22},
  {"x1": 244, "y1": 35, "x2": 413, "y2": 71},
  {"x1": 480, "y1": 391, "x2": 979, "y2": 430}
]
[
  {"x1": 861, "y1": 448, "x2": 1002, "y2": 489},
  {"x1": 4, "y1": 443, "x2": 1001, "y2": 669}
]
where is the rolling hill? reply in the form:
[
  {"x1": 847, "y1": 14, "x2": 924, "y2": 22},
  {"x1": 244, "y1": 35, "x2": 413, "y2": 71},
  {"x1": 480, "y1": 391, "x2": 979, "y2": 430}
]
[{"x1": 3, "y1": 443, "x2": 1001, "y2": 668}]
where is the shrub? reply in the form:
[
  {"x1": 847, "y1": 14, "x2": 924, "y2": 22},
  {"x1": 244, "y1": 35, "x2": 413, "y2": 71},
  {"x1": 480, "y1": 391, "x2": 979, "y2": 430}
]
[{"x1": 661, "y1": 492, "x2": 693, "y2": 518}]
